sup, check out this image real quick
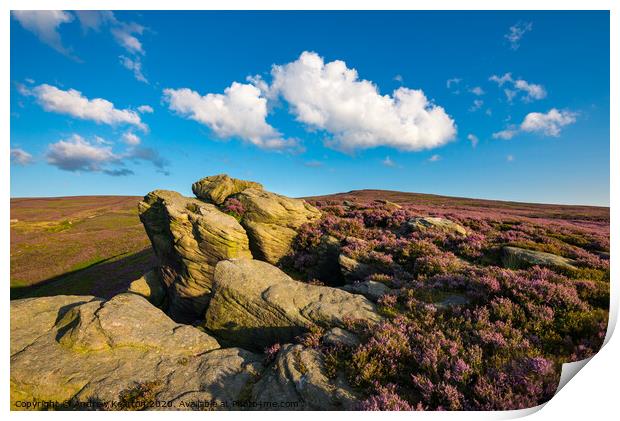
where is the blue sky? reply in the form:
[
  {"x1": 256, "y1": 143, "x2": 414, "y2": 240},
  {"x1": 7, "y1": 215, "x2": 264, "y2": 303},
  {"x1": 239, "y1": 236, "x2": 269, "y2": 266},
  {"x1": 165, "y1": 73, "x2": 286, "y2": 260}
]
[{"x1": 10, "y1": 11, "x2": 610, "y2": 205}]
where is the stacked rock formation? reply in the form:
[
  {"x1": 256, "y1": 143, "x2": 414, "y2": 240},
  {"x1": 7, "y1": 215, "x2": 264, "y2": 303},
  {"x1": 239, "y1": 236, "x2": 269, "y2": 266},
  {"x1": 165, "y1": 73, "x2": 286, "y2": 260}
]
[{"x1": 11, "y1": 174, "x2": 382, "y2": 410}]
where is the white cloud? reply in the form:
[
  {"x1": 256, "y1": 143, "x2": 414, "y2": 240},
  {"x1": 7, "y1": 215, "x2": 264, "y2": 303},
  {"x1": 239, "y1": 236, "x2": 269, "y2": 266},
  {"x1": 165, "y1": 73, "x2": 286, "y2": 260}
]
[
  {"x1": 111, "y1": 23, "x2": 145, "y2": 55},
  {"x1": 163, "y1": 82, "x2": 296, "y2": 150},
  {"x1": 493, "y1": 109, "x2": 577, "y2": 139},
  {"x1": 120, "y1": 56, "x2": 147, "y2": 83},
  {"x1": 74, "y1": 10, "x2": 115, "y2": 32},
  {"x1": 137, "y1": 105, "x2": 154, "y2": 113},
  {"x1": 507, "y1": 154, "x2": 515, "y2": 162},
  {"x1": 382, "y1": 156, "x2": 397, "y2": 167},
  {"x1": 45, "y1": 134, "x2": 169, "y2": 175},
  {"x1": 12, "y1": 11, "x2": 75, "y2": 57},
  {"x1": 520, "y1": 109, "x2": 577, "y2": 136},
  {"x1": 446, "y1": 78, "x2": 461, "y2": 89},
  {"x1": 122, "y1": 131, "x2": 141, "y2": 145},
  {"x1": 11, "y1": 148, "x2": 34, "y2": 165},
  {"x1": 26, "y1": 84, "x2": 147, "y2": 131},
  {"x1": 492, "y1": 128, "x2": 519, "y2": 140},
  {"x1": 489, "y1": 73, "x2": 513, "y2": 86},
  {"x1": 269, "y1": 51, "x2": 456, "y2": 152},
  {"x1": 514, "y1": 79, "x2": 546, "y2": 101},
  {"x1": 470, "y1": 99, "x2": 484, "y2": 112},
  {"x1": 428, "y1": 154, "x2": 441, "y2": 162},
  {"x1": 505, "y1": 22, "x2": 533, "y2": 50},
  {"x1": 467, "y1": 134, "x2": 479, "y2": 148},
  {"x1": 393, "y1": 74, "x2": 404, "y2": 83},
  {"x1": 46, "y1": 134, "x2": 118, "y2": 172},
  {"x1": 470, "y1": 86, "x2": 485, "y2": 96},
  {"x1": 490, "y1": 73, "x2": 546, "y2": 102}
]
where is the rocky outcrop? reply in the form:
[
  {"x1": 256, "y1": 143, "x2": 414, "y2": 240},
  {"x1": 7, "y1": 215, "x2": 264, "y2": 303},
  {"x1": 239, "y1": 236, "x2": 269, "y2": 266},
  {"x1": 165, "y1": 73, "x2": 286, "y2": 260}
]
[
  {"x1": 10, "y1": 294, "x2": 267, "y2": 409},
  {"x1": 404, "y1": 216, "x2": 467, "y2": 236},
  {"x1": 236, "y1": 188, "x2": 321, "y2": 264},
  {"x1": 322, "y1": 327, "x2": 361, "y2": 348},
  {"x1": 138, "y1": 189, "x2": 252, "y2": 321},
  {"x1": 338, "y1": 254, "x2": 383, "y2": 281},
  {"x1": 127, "y1": 269, "x2": 166, "y2": 307},
  {"x1": 501, "y1": 246, "x2": 577, "y2": 271},
  {"x1": 252, "y1": 344, "x2": 358, "y2": 410},
  {"x1": 192, "y1": 174, "x2": 263, "y2": 204},
  {"x1": 341, "y1": 280, "x2": 392, "y2": 301},
  {"x1": 205, "y1": 259, "x2": 381, "y2": 350}
]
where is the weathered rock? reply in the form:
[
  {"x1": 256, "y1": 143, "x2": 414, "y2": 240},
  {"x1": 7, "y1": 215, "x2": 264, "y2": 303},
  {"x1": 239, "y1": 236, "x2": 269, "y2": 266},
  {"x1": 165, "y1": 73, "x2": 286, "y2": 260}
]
[
  {"x1": 11, "y1": 294, "x2": 265, "y2": 409},
  {"x1": 205, "y1": 259, "x2": 381, "y2": 350},
  {"x1": 341, "y1": 280, "x2": 392, "y2": 302},
  {"x1": 127, "y1": 270, "x2": 166, "y2": 307},
  {"x1": 252, "y1": 344, "x2": 358, "y2": 410},
  {"x1": 501, "y1": 246, "x2": 577, "y2": 270},
  {"x1": 405, "y1": 216, "x2": 467, "y2": 236},
  {"x1": 192, "y1": 174, "x2": 263, "y2": 205},
  {"x1": 433, "y1": 293, "x2": 471, "y2": 309},
  {"x1": 322, "y1": 327, "x2": 360, "y2": 348},
  {"x1": 236, "y1": 188, "x2": 321, "y2": 264},
  {"x1": 374, "y1": 199, "x2": 402, "y2": 210},
  {"x1": 338, "y1": 254, "x2": 383, "y2": 281},
  {"x1": 138, "y1": 190, "x2": 252, "y2": 321}
]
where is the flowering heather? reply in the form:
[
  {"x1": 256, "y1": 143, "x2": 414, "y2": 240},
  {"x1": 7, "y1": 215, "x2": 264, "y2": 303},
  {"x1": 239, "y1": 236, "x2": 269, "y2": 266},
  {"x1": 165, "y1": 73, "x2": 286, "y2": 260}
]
[
  {"x1": 220, "y1": 197, "x2": 246, "y2": 220},
  {"x1": 282, "y1": 196, "x2": 609, "y2": 410}
]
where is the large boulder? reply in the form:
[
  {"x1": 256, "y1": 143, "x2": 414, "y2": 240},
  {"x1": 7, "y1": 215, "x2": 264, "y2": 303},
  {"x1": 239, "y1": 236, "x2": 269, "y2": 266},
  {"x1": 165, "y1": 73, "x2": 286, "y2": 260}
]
[
  {"x1": 341, "y1": 280, "x2": 392, "y2": 302},
  {"x1": 205, "y1": 259, "x2": 382, "y2": 350},
  {"x1": 192, "y1": 174, "x2": 263, "y2": 205},
  {"x1": 501, "y1": 246, "x2": 578, "y2": 271},
  {"x1": 236, "y1": 188, "x2": 321, "y2": 264},
  {"x1": 138, "y1": 190, "x2": 252, "y2": 321},
  {"x1": 10, "y1": 294, "x2": 266, "y2": 409},
  {"x1": 252, "y1": 344, "x2": 358, "y2": 410},
  {"x1": 405, "y1": 216, "x2": 467, "y2": 236}
]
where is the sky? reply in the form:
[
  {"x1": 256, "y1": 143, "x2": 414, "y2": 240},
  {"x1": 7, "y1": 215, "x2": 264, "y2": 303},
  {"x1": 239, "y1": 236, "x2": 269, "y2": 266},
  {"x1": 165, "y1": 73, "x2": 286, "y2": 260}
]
[{"x1": 10, "y1": 11, "x2": 610, "y2": 206}]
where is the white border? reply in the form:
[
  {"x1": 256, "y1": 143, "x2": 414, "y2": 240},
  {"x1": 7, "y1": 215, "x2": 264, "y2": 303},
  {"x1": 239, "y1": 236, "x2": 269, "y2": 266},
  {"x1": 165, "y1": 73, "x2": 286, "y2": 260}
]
[{"x1": 3, "y1": 1, "x2": 617, "y2": 420}]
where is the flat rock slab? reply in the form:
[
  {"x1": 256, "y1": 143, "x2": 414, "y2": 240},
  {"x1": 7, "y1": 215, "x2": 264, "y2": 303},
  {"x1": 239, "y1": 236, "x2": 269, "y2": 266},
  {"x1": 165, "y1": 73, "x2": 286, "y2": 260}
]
[
  {"x1": 205, "y1": 259, "x2": 381, "y2": 350},
  {"x1": 10, "y1": 293, "x2": 268, "y2": 409},
  {"x1": 501, "y1": 246, "x2": 577, "y2": 270},
  {"x1": 252, "y1": 344, "x2": 358, "y2": 410},
  {"x1": 405, "y1": 217, "x2": 468, "y2": 236}
]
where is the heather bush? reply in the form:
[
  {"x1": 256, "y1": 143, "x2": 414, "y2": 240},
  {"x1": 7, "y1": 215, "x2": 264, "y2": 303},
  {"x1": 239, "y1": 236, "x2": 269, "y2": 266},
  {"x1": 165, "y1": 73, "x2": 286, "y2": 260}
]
[{"x1": 281, "y1": 198, "x2": 609, "y2": 410}]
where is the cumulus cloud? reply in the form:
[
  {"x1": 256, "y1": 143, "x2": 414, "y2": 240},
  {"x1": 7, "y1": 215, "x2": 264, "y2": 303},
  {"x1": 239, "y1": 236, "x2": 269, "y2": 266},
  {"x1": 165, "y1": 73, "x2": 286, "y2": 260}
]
[
  {"x1": 505, "y1": 21, "x2": 532, "y2": 50},
  {"x1": 520, "y1": 109, "x2": 577, "y2": 136},
  {"x1": 46, "y1": 134, "x2": 118, "y2": 172},
  {"x1": 163, "y1": 82, "x2": 297, "y2": 150},
  {"x1": 11, "y1": 148, "x2": 34, "y2": 165},
  {"x1": 12, "y1": 11, "x2": 76, "y2": 58},
  {"x1": 122, "y1": 131, "x2": 141, "y2": 145},
  {"x1": 493, "y1": 109, "x2": 577, "y2": 139},
  {"x1": 137, "y1": 105, "x2": 154, "y2": 113},
  {"x1": 24, "y1": 84, "x2": 147, "y2": 131},
  {"x1": 269, "y1": 51, "x2": 456, "y2": 152},
  {"x1": 467, "y1": 134, "x2": 479, "y2": 148},
  {"x1": 120, "y1": 55, "x2": 147, "y2": 83},
  {"x1": 45, "y1": 134, "x2": 169, "y2": 175},
  {"x1": 489, "y1": 73, "x2": 546, "y2": 102},
  {"x1": 492, "y1": 128, "x2": 519, "y2": 140}
]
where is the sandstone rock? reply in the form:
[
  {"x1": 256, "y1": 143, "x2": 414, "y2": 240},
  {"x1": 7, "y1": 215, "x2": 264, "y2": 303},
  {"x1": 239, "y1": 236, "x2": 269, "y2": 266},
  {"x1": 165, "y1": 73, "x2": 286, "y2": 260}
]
[
  {"x1": 192, "y1": 174, "x2": 263, "y2": 205},
  {"x1": 138, "y1": 190, "x2": 252, "y2": 321},
  {"x1": 11, "y1": 294, "x2": 267, "y2": 409},
  {"x1": 338, "y1": 254, "x2": 383, "y2": 281},
  {"x1": 322, "y1": 327, "x2": 360, "y2": 348},
  {"x1": 341, "y1": 280, "x2": 392, "y2": 301},
  {"x1": 501, "y1": 246, "x2": 577, "y2": 271},
  {"x1": 405, "y1": 216, "x2": 467, "y2": 236},
  {"x1": 374, "y1": 199, "x2": 402, "y2": 210},
  {"x1": 236, "y1": 188, "x2": 321, "y2": 264},
  {"x1": 205, "y1": 259, "x2": 381, "y2": 350},
  {"x1": 127, "y1": 270, "x2": 166, "y2": 307},
  {"x1": 433, "y1": 293, "x2": 471, "y2": 309},
  {"x1": 252, "y1": 344, "x2": 358, "y2": 410}
]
